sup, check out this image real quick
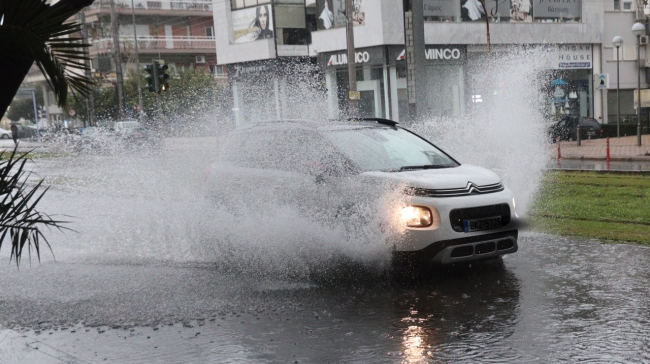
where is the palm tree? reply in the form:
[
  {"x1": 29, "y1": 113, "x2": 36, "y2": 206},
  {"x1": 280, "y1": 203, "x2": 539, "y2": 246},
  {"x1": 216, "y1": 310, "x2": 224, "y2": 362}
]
[{"x1": 0, "y1": 0, "x2": 95, "y2": 117}]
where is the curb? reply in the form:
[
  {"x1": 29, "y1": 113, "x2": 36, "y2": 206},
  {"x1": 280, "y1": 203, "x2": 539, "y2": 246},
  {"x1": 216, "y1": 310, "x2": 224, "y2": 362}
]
[
  {"x1": 0, "y1": 326, "x2": 83, "y2": 363},
  {"x1": 546, "y1": 168, "x2": 650, "y2": 175},
  {"x1": 559, "y1": 155, "x2": 650, "y2": 162}
]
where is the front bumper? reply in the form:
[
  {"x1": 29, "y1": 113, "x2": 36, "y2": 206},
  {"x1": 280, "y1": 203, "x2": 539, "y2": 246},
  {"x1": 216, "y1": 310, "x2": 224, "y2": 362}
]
[
  {"x1": 392, "y1": 188, "x2": 520, "y2": 265},
  {"x1": 393, "y1": 229, "x2": 518, "y2": 266}
]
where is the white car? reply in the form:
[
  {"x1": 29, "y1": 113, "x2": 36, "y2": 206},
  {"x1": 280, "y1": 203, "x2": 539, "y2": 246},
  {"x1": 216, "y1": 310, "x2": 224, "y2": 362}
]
[
  {"x1": 207, "y1": 119, "x2": 519, "y2": 266},
  {"x1": 0, "y1": 128, "x2": 12, "y2": 139}
]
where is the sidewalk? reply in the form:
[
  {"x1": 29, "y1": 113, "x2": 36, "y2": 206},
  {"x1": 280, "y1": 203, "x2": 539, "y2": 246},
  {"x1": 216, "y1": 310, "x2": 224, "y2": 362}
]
[{"x1": 555, "y1": 134, "x2": 650, "y2": 161}]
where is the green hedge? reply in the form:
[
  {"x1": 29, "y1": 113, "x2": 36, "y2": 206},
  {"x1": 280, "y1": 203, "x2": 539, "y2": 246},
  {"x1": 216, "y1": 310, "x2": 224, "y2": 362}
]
[{"x1": 601, "y1": 123, "x2": 650, "y2": 137}]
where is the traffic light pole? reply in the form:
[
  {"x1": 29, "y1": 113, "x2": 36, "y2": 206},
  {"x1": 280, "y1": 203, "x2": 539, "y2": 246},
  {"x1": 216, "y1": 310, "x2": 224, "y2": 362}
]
[{"x1": 152, "y1": 59, "x2": 162, "y2": 115}]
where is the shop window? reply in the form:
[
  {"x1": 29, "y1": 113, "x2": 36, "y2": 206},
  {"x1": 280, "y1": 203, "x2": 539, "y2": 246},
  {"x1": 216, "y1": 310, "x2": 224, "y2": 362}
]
[
  {"x1": 231, "y1": 0, "x2": 270, "y2": 10},
  {"x1": 396, "y1": 62, "x2": 408, "y2": 79},
  {"x1": 356, "y1": 68, "x2": 364, "y2": 81},
  {"x1": 277, "y1": 28, "x2": 310, "y2": 45},
  {"x1": 370, "y1": 67, "x2": 383, "y2": 80}
]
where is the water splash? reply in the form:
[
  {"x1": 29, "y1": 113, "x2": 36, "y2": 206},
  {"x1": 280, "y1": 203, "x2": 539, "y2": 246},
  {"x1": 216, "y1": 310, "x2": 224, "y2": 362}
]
[{"x1": 410, "y1": 49, "x2": 553, "y2": 214}]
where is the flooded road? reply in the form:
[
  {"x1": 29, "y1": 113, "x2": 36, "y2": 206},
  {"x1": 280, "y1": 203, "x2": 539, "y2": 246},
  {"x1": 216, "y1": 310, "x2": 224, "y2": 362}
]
[
  {"x1": 1, "y1": 142, "x2": 649, "y2": 363},
  {"x1": 2, "y1": 233, "x2": 650, "y2": 363}
]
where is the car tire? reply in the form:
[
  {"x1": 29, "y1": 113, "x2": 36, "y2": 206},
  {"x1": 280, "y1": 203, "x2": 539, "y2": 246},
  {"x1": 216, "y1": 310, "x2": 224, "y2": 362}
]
[{"x1": 1, "y1": 134, "x2": 8, "y2": 139}]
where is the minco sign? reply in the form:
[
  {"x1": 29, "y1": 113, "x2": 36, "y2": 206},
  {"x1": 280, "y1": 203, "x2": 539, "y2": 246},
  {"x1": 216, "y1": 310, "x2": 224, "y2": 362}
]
[
  {"x1": 328, "y1": 51, "x2": 371, "y2": 66},
  {"x1": 425, "y1": 47, "x2": 463, "y2": 60},
  {"x1": 392, "y1": 46, "x2": 467, "y2": 64}
]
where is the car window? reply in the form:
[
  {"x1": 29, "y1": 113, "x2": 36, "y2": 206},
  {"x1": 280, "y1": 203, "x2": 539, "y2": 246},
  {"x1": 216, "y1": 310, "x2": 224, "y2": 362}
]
[
  {"x1": 323, "y1": 127, "x2": 458, "y2": 172},
  {"x1": 218, "y1": 128, "x2": 353, "y2": 176}
]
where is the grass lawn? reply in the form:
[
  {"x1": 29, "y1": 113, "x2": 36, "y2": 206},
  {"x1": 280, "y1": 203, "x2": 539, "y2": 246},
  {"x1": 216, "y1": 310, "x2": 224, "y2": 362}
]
[{"x1": 529, "y1": 171, "x2": 650, "y2": 246}]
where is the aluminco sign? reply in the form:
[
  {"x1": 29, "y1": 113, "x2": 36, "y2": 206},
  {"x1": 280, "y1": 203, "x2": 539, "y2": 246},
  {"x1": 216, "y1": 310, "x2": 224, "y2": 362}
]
[
  {"x1": 328, "y1": 51, "x2": 371, "y2": 66},
  {"x1": 425, "y1": 48, "x2": 462, "y2": 60}
]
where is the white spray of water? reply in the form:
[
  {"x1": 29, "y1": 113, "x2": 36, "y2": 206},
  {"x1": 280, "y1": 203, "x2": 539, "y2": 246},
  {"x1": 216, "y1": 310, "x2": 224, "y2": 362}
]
[
  {"x1": 30, "y1": 51, "x2": 551, "y2": 276},
  {"x1": 410, "y1": 49, "x2": 553, "y2": 214}
]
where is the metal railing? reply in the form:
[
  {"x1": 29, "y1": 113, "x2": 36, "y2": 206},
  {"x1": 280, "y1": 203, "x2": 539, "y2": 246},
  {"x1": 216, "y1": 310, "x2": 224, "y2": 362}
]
[
  {"x1": 92, "y1": 36, "x2": 216, "y2": 51},
  {"x1": 89, "y1": 0, "x2": 212, "y2": 12}
]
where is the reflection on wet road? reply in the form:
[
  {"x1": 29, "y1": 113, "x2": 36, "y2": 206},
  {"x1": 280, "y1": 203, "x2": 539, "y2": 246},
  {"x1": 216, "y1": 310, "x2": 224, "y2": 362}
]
[{"x1": 1, "y1": 233, "x2": 650, "y2": 363}]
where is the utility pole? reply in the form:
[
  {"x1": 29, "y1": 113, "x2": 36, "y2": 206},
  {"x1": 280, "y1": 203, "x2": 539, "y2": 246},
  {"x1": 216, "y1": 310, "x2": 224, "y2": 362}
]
[
  {"x1": 79, "y1": 11, "x2": 96, "y2": 126},
  {"x1": 345, "y1": 0, "x2": 358, "y2": 117},
  {"x1": 403, "y1": 0, "x2": 425, "y2": 123},
  {"x1": 110, "y1": 0, "x2": 125, "y2": 119},
  {"x1": 131, "y1": 0, "x2": 143, "y2": 120}
]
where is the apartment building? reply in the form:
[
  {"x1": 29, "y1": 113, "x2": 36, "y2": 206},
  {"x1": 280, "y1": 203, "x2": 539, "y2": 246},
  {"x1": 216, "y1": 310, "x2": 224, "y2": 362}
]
[{"x1": 82, "y1": 0, "x2": 220, "y2": 77}]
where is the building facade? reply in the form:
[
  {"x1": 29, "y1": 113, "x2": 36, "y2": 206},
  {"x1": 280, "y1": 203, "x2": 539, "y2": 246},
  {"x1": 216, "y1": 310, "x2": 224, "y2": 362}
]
[
  {"x1": 82, "y1": 0, "x2": 220, "y2": 84},
  {"x1": 214, "y1": 0, "x2": 650, "y2": 127}
]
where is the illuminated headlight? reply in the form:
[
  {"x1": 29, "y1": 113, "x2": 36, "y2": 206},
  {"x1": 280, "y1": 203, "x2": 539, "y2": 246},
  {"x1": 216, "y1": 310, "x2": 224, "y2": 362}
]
[{"x1": 400, "y1": 205, "x2": 433, "y2": 228}]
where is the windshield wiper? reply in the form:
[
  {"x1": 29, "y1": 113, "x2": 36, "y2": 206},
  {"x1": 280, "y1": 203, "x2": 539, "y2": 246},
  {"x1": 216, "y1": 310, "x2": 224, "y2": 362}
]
[{"x1": 398, "y1": 165, "x2": 451, "y2": 171}]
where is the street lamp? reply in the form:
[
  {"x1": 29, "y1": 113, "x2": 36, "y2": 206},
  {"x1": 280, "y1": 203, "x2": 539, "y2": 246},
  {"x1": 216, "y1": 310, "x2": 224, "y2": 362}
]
[
  {"x1": 632, "y1": 22, "x2": 645, "y2": 146},
  {"x1": 613, "y1": 36, "x2": 623, "y2": 138}
]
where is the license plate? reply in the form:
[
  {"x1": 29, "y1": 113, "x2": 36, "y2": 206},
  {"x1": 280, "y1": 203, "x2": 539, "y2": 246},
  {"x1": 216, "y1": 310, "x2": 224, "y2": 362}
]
[{"x1": 463, "y1": 216, "x2": 501, "y2": 232}]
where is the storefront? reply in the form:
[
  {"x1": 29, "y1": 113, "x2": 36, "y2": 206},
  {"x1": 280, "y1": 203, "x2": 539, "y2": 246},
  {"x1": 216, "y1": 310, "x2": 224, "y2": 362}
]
[
  {"x1": 227, "y1": 57, "x2": 318, "y2": 125},
  {"x1": 318, "y1": 46, "x2": 390, "y2": 119},
  {"x1": 539, "y1": 44, "x2": 594, "y2": 120}
]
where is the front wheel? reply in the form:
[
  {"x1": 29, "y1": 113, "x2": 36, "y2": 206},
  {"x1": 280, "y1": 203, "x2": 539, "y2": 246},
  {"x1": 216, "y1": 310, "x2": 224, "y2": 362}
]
[{"x1": 1, "y1": 134, "x2": 9, "y2": 139}]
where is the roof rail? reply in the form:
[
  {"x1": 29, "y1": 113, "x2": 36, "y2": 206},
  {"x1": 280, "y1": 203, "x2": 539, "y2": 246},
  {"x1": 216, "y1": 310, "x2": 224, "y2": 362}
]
[{"x1": 348, "y1": 118, "x2": 399, "y2": 127}]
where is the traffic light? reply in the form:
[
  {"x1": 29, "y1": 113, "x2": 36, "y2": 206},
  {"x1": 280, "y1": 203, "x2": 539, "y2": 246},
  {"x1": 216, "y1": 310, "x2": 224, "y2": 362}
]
[
  {"x1": 145, "y1": 64, "x2": 156, "y2": 92},
  {"x1": 37, "y1": 107, "x2": 48, "y2": 120},
  {"x1": 158, "y1": 64, "x2": 170, "y2": 92}
]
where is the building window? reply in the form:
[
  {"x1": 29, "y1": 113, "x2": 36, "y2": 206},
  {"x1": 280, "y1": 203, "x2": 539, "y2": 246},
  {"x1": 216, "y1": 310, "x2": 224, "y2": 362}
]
[
  {"x1": 623, "y1": 1, "x2": 632, "y2": 10},
  {"x1": 206, "y1": 26, "x2": 214, "y2": 38},
  {"x1": 231, "y1": 0, "x2": 270, "y2": 10},
  {"x1": 614, "y1": 0, "x2": 620, "y2": 10}
]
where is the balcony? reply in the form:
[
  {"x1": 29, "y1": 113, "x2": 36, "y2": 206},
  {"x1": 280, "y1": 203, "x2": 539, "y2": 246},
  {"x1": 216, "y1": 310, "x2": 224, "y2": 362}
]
[
  {"x1": 91, "y1": 36, "x2": 216, "y2": 56},
  {"x1": 86, "y1": 0, "x2": 212, "y2": 17}
]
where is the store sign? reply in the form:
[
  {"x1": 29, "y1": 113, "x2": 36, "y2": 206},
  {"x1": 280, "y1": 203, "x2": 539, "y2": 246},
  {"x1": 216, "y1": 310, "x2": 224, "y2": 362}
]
[
  {"x1": 328, "y1": 51, "x2": 371, "y2": 66},
  {"x1": 423, "y1": 0, "x2": 457, "y2": 17},
  {"x1": 556, "y1": 44, "x2": 592, "y2": 69},
  {"x1": 277, "y1": 45, "x2": 309, "y2": 57},
  {"x1": 389, "y1": 45, "x2": 467, "y2": 65},
  {"x1": 533, "y1": 0, "x2": 581, "y2": 19},
  {"x1": 320, "y1": 47, "x2": 385, "y2": 68},
  {"x1": 425, "y1": 47, "x2": 463, "y2": 60}
]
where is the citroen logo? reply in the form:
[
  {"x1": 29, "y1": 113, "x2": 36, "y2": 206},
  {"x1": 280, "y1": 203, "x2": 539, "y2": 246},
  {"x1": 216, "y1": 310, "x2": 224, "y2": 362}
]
[{"x1": 466, "y1": 181, "x2": 479, "y2": 194}]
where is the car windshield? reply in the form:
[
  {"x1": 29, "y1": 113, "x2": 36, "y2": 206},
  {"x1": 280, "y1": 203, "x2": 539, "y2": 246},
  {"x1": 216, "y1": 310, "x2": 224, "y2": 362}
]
[{"x1": 323, "y1": 127, "x2": 459, "y2": 172}]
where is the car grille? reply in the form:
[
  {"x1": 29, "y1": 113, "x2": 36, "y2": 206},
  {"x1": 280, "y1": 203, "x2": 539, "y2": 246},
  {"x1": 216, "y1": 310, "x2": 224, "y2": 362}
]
[
  {"x1": 405, "y1": 182, "x2": 504, "y2": 198},
  {"x1": 449, "y1": 203, "x2": 511, "y2": 232}
]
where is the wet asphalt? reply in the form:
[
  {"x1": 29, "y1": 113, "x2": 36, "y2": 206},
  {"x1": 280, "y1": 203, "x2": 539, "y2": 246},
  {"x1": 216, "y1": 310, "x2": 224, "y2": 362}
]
[
  {"x1": 0, "y1": 144, "x2": 649, "y2": 363},
  {"x1": 2, "y1": 233, "x2": 650, "y2": 363}
]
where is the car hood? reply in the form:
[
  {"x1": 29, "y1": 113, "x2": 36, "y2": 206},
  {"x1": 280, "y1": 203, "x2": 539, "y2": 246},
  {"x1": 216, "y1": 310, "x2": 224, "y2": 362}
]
[{"x1": 360, "y1": 164, "x2": 502, "y2": 190}]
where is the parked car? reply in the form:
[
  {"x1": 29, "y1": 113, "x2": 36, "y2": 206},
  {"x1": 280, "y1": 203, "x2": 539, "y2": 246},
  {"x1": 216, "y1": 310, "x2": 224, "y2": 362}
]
[
  {"x1": 548, "y1": 116, "x2": 603, "y2": 142},
  {"x1": 206, "y1": 119, "x2": 519, "y2": 267},
  {"x1": 73, "y1": 126, "x2": 115, "y2": 153},
  {"x1": 0, "y1": 128, "x2": 12, "y2": 139},
  {"x1": 113, "y1": 121, "x2": 160, "y2": 149}
]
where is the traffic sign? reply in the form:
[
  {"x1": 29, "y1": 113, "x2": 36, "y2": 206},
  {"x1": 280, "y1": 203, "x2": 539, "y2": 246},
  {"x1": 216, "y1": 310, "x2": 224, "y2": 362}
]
[{"x1": 68, "y1": 109, "x2": 76, "y2": 117}]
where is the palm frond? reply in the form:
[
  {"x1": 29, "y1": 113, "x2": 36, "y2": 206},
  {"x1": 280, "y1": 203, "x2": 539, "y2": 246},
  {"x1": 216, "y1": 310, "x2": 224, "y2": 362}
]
[
  {"x1": 0, "y1": 0, "x2": 94, "y2": 107},
  {"x1": 0, "y1": 147, "x2": 71, "y2": 267}
]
